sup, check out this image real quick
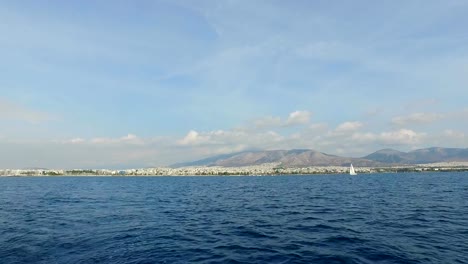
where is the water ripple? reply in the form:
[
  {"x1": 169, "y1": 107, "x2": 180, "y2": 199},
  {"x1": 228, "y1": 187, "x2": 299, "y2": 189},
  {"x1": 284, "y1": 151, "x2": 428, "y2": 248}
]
[{"x1": 0, "y1": 173, "x2": 467, "y2": 263}]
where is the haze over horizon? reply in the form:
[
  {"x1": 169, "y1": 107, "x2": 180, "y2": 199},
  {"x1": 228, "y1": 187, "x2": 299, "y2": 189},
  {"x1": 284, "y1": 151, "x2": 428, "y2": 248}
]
[{"x1": 1, "y1": 0, "x2": 467, "y2": 169}]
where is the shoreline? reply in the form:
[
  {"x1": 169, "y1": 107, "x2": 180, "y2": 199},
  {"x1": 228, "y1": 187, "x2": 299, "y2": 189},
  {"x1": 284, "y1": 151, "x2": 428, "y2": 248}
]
[{"x1": 2, "y1": 163, "x2": 468, "y2": 177}]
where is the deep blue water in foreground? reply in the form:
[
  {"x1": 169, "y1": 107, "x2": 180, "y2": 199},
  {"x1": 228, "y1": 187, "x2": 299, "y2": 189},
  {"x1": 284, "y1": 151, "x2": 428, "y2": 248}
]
[{"x1": 1, "y1": 173, "x2": 468, "y2": 264}]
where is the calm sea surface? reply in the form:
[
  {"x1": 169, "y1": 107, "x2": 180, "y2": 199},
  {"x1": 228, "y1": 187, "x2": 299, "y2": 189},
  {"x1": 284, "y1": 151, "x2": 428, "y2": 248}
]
[{"x1": 1, "y1": 173, "x2": 467, "y2": 264}]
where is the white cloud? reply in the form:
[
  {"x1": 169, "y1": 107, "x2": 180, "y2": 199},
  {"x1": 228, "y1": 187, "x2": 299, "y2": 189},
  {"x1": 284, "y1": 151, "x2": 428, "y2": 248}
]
[
  {"x1": 379, "y1": 129, "x2": 425, "y2": 145},
  {"x1": 69, "y1": 138, "x2": 85, "y2": 144},
  {"x1": 443, "y1": 129, "x2": 465, "y2": 139},
  {"x1": 335, "y1": 121, "x2": 363, "y2": 133},
  {"x1": 87, "y1": 134, "x2": 144, "y2": 145},
  {"x1": 286, "y1": 110, "x2": 311, "y2": 126},
  {"x1": 177, "y1": 130, "x2": 206, "y2": 146},
  {"x1": 351, "y1": 132, "x2": 377, "y2": 143},
  {"x1": 120, "y1": 134, "x2": 139, "y2": 142},
  {"x1": 242, "y1": 111, "x2": 312, "y2": 130},
  {"x1": 351, "y1": 129, "x2": 425, "y2": 146},
  {"x1": 177, "y1": 129, "x2": 284, "y2": 148},
  {"x1": 0, "y1": 123, "x2": 464, "y2": 169},
  {"x1": 392, "y1": 112, "x2": 443, "y2": 126},
  {"x1": 1, "y1": 107, "x2": 467, "y2": 169}
]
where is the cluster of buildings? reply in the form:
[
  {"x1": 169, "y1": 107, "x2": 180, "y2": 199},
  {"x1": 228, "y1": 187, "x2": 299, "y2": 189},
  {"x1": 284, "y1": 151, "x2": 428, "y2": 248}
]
[{"x1": 1, "y1": 162, "x2": 468, "y2": 176}]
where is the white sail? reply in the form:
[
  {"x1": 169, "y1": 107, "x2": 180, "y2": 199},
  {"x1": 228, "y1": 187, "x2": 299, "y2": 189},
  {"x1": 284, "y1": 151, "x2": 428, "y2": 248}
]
[{"x1": 350, "y1": 164, "x2": 357, "y2": 175}]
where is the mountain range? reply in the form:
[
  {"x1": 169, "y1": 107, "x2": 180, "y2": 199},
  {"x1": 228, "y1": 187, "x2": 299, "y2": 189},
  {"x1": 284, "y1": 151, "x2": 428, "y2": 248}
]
[{"x1": 172, "y1": 147, "x2": 468, "y2": 168}]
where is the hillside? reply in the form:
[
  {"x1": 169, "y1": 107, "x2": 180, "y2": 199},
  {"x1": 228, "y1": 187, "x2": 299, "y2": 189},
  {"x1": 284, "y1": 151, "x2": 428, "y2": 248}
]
[
  {"x1": 173, "y1": 147, "x2": 468, "y2": 168},
  {"x1": 172, "y1": 149, "x2": 382, "y2": 168},
  {"x1": 364, "y1": 147, "x2": 468, "y2": 164}
]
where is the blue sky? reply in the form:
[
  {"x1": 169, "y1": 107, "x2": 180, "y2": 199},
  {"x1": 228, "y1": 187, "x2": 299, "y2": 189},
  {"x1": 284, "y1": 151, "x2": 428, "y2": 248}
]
[{"x1": 1, "y1": 0, "x2": 467, "y2": 168}]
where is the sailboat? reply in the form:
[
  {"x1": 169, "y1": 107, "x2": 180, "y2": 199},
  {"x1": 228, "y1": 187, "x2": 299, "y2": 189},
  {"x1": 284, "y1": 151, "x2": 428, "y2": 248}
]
[{"x1": 349, "y1": 164, "x2": 357, "y2": 175}]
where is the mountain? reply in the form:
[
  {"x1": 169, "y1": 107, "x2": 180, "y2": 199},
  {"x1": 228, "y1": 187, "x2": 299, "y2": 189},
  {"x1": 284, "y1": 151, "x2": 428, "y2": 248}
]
[
  {"x1": 171, "y1": 152, "x2": 244, "y2": 167},
  {"x1": 173, "y1": 147, "x2": 468, "y2": 168},
  {"x1": 362, "y1": 148, "x2": 411, "y2": 164},
  {"x1": 172, "y1": 149, "x2": 383, "y2": 168},
  {"x1": 406, "y1": 147, "x2": 468, "y2": 163},
  {"x1": 364, "y1": 147, "x2": 468, "y2": 164}
]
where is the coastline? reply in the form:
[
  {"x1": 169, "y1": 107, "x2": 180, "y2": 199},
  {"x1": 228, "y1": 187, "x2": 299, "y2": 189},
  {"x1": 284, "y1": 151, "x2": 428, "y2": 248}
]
[{"x1": 2, "y1": 162, "x2": 468, "y2": 177}]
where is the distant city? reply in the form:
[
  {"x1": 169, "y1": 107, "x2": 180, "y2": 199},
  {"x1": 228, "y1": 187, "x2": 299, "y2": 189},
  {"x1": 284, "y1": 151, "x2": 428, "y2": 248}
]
[
  {"x1": 2, "y1": 147, "x2": 468, "y2": 176},
  {"x1": 1, "y1": 162, "x2": 468, "y2": 177}
]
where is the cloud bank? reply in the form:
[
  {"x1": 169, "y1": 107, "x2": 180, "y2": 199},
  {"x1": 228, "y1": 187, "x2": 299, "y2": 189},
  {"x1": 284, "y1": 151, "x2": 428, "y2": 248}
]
[{"x1": 0, "y1": 108, "x2": 465, "y2": 169}]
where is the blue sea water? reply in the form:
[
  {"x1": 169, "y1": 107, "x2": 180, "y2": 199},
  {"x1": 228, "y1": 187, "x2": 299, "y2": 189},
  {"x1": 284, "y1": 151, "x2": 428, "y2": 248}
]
[{"x1": 1, "y1": 173, "x2": 467, "y2": 264}]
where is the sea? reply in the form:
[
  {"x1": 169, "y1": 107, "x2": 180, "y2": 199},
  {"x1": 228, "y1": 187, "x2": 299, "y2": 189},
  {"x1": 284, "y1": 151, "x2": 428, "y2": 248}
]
[{"x1": 1, "y1": 172, "x2": 467, "y2": 264}]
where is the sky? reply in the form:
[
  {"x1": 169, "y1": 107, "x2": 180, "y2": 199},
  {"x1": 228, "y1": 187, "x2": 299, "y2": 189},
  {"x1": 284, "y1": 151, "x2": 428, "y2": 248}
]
[{"x1": 1, "y1": 0, "x2": 468, "y2": 169}]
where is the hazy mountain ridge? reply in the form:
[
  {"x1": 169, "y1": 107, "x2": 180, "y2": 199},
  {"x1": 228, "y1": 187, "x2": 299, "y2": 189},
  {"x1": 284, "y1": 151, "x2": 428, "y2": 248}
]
[
  {"x1": 364, "y1": 147, "x2": 468, "y2": 164},
  {"x1": 172, "y1": 147, "x2": 468, "y2": 168},
  {"x1": 172, "y1": 149, "x2": 381, "y2": 168}
]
